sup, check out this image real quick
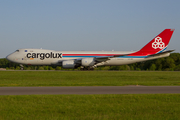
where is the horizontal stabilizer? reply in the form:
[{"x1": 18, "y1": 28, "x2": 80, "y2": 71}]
[{"x1": 146, "y1": 50, "x2": 174, "y2": 58}]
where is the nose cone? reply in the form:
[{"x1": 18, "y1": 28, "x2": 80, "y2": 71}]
[{"x1": 6, "y1": 54, "x2": 14, "y2": 62}]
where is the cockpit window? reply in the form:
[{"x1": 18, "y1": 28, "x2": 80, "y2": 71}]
[{"x1": 15, "y1": 50, "x2": 19, "y2": 52}]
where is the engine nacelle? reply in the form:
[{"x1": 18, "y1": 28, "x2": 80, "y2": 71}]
[
  {"x1": 62, "y1": 60, "x2": 75, "y2": 69},
  {"x1": 81, "y1": 58, "x2": 95, "y2": 66}
]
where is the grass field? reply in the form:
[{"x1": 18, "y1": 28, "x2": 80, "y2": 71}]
[
  {"x1": 0, "y1": 71, "x2": 180, "y2": 86},
  {"x1": 0, "y1": 94, "x2": 180, "y2": 120},
  {"x1": 0, "y1": 71, "x2": 180, "y2": 120}
]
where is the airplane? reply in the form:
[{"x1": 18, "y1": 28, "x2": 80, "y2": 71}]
[{"x1": 6, "y1": 29, "x2": 175, "y2": 70}]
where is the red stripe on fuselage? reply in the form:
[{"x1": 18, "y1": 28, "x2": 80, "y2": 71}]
[{"x1": 62, "y1": 54, "x2": 118, "y2": 56}]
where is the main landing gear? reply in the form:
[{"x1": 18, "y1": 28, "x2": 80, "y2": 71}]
[{"x1": 80, "y1": 66, "x2": 94, "y2": 71}]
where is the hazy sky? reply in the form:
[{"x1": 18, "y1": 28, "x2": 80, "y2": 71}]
[{"x1": 0, "y1": 0, "x2": 180, "y2": 58}]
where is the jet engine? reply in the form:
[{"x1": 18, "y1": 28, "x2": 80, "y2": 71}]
[
  {"x1": 81, "y1": 58, "x2": 95, "y2": 66},
  {"x1": 62, "y1": 60, "x2": 75, "y2": 69}
]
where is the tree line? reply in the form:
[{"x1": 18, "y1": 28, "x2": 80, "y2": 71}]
[{"x1": 0, "y1": 53, "x2": 180, "y2": 71}]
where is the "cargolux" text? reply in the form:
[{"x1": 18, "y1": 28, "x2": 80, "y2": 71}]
[{"x1": 27, "y1": 52, "x2": 62, "y2": 60}]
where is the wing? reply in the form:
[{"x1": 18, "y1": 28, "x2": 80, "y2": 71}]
[
  {"x1": 56, "y1": 50, "x2": 174, "y2": 68},
  {"x1": 55, "y1": 54, "x2": 129, "y2": 67},
  {"x1": 94, "y1": 54, "x2": 129, "y2": 62}
]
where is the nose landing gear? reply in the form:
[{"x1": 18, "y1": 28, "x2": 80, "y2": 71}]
[{"x1": 20, "y1": 64, "x2": 24, "y2": 70}]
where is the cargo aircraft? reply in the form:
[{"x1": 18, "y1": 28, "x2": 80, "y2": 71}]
[{"x1": 6, "y1": 29, "x2": 175, "y2": 70}]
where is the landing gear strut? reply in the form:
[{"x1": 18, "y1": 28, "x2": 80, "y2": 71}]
[{"x1": 20, "y1": 64, "x2": 24, "y2": 70}]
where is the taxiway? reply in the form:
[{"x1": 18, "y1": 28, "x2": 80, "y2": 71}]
[{"x1": 0, "y1": 86, "x2": 180, "y2": 95}]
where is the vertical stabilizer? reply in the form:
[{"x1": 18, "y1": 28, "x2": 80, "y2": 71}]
[{"x1": 130, "y1": 29, "x2": 174, "y2": 56}]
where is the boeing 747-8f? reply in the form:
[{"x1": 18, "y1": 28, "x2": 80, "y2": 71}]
[{"x1": 6, "y1": 29, "x2": 175, "y2": 70}]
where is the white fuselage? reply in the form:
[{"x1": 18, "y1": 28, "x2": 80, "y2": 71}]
[
  {"x1": 6, "y1": 49, "x2": 170, "y2": 67},
  {"x1": 5, "y1": 29, "x2": 174, "y2": 69}
]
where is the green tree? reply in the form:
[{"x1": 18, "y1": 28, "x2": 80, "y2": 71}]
[
  {"x1": 163, "y1": 57, "x2": 175, "y2": 70},
  {"x1": 56, "y1": 66, "x2": 61, "y2": 70},
  {"x1": 136, "y1": 68, "x2": 141, "y2": 71},
  {"x1": 109, "y1": 66, "x2": 120, "y2": 70},
  {"x1": 170, "y1": 53, "x2": 180, "y2": 65},
  {"x1": 38, "y1": 66, "x2": 44, "y2": 70},
  {"x1": 130, "y1": 66, "x2": 134, "y2": 70},
  {"x1": 49, "y1": 66, "x2": 55, "y2": 70},
  {"x1": 149, "y1": 64, "x2": 156, "y2": 71},
  {"x1": 44, "y1": 66, "x2": 49, "y2": 70},
  {"x1": 174, "y1": 65, "x2": 180, "y2": 71},
  {"x1": 155, "y1": 58, "x2": 164, "y2": 70},
  {"x1": 26, "y1": 67, "x2": 32, "y2": 70},
  {"x1": 15, "y1": 66, "x2": 21, "y2": 70}
]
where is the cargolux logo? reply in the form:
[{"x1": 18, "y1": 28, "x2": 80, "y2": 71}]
[
  {"x1": 27, "y1": 52, "x2": 62, "y2": 60},
  {"x1": 152, "y1": 37, "x2": 165, "y2": 49}
]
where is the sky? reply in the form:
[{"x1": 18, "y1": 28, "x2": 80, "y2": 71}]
[{"x1": 0, "y1": 0, "x2": 180, "y2": 58}]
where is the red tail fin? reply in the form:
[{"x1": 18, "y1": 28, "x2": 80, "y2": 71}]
[{"x1": 130, "y1": 29, "x2": 175, "y2": 56}]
